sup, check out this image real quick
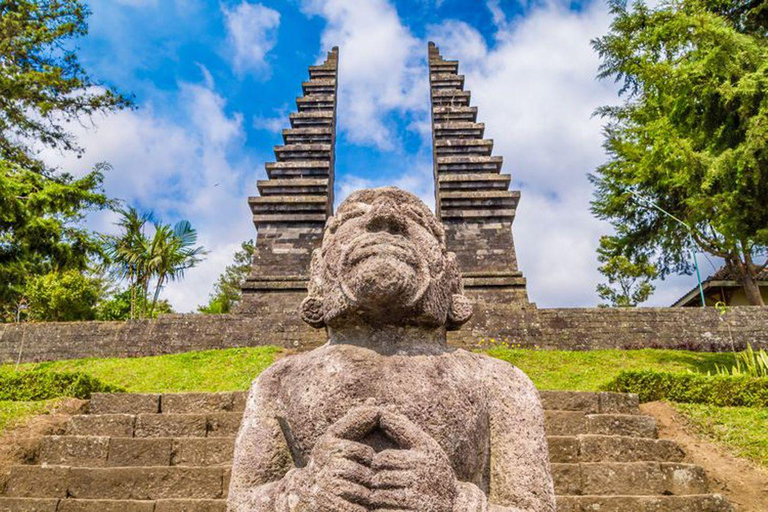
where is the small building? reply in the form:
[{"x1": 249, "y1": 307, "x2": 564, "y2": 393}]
[{"x1": 672, "y1": 266, "x2": 768, "y2": 307}]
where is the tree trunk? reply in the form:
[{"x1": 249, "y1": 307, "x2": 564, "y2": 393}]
[
  {"x1": 150, "y1": 276, "x2": 164, "y2": 318},
  {"x1": 742, "y1": 270, "x2": 765, "y2": 306}
]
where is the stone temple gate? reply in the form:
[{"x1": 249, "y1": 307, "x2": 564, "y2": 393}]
[{"x1": 238, "y1": 43, "x2": 528, "y2": 315}]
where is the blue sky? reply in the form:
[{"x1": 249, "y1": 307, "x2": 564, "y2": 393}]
[{"x1": 43, "y1": 0, "x2": 713, "y2": 311}]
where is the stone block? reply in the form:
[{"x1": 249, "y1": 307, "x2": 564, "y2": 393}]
[
  {"x1": 550, "y1": 463, "x2": 582, "y2": 495},
  {"x1": 545, "y1": 411, "x2": 587, "y2": 436},
  {"x1": 579, "y1": 436, "x2": 684, "y2": 463},
  {"x1": 67, "y1": 415, "x2": 135, "y2": 437},
  {"x1": 57, "y1": 499, "x2": 155, "y2": 512},
  {"x1": 587, "y1": 414, "x2": 657, "y2": 438},
  {"x1": 0, "y1": 498, "x2": 59, "y2": 511},
  {"x1": 540, "y1": 392, "x2": 599, "y2": 413},
  {"x1": 555, "y1": 495, "x2": 734, "y2": 512},
  {"x1": 661, "y1": 463, "x2": 709, "y2": 495},
  {"x1": 134, "y1": 414, "x2": 207, "y2": 438},
  {"x1": 598, "y1": 392, "x2": 639, "y2": 414},
  {"x1": 4, "y1": 466, "x2": 69, "y2": 498},
  {"x1": 108, "y1": 438, "x2": 172, "y2": 467},
  {"x1": 546, "y1": 436, "x2": 579, "y2": 463},
  {"x1": 580, "y1": 462, "x2": 665, "y2": 495},
  {"x1": 66, "y1": 467, "x2": 224, "y2": 500},
  {"x1": 206, "y1": 413, "x2": 242, "y2": 437},
  {"x1": 171, "y1": 438, "x2": 235, "y2": 466},
  {"x1": 39, "y1": 436, "x2": 109, "y2": 467},
  {"x1": 154, "y1": 499, "x2": 227, "y2": 512},
  {"x1": 161, "y1": 393, "x2": 237, "y2": 414},
  {"x1": 90, "y1": 394, "x2": 160, "y2": 415}
]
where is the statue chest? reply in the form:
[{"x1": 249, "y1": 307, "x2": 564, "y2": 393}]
[{"x1": 274, "y1": 352, "x2": 491, "y2": 485}]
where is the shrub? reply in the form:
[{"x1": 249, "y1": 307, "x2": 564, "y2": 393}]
[
  {"x1": 0, "y1": 370, "x2": 123, "y2": 401},
  {"x1": 715, "y1": 344, "x2": 768, "y2": 378},
  {"x1": 603, "y1": 370, "x2": 768, "y2": 407}
]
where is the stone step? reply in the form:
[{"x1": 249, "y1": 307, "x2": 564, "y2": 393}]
[
  {"x1": 63, "y1": 411, "x2": 654, "y2": 439},
  {"x1": 434, "y1": 122, "x2": 484, "y2": 139},
  {"x1": 265, "y1": 160, "x2": 330, "y2": 179},
  {"x1": 556, "y1": 494, "x2": 734, "y2": 512},
  {"x1": 438, "y1": 173, "x2": 510, "y2": 191},
  {"x1": 430, "y1": 73, "x2": 465, "y2": 90},
  {"x1": 430, "y1": 60, "x2": 459, "y2": 74},
  {"x1": 302, "y1": 79, "x2": 335, "y2": 96},
  {"x1": 431, "y1": 89, "x2": 471, "y2": 107},
  {"x1": 282, "y1": 127, "x2": 332, "y2": 145},
  {"x1": 3, "y1": 466, "x2": 228, "y2": 500},
  {"x1": 289, "y1": 110, "x2": 333, "y2": 128},
  {"x1": 257, "y1": 178, "x2": 329, "y2": 196},
  {"x1": 249, "y1": 196, "x2": 329, "y2": 223},
  {"x1": 433, "y1": 106, "x2": 477, "y2": 123},
  {"x1": 439, "y1": 190, "x2": 521, "y2": 219},
  {"x1": 88, "y1": 391, "x2": 639, "y2": 416},
  {"x1": 0, "y1": 495, "x2": 734, "y2": 512},
  {"x1": 4, "y1": 462, "x2": 709, "y2": 500},
  {"x1": 296, "y1": 95, "x2": 335, "y2": 112},
  {"x1": 435, "y1": 138, "x2": 493, "y2": 156},
  {"x1": 437, "y1": 155, "x2": 503, "y2": 173},
  {"x1": 274, "y1": 143, "x2": 331, "y2": 161},
  {"x1": 38, "y1": 434, "x2": 683, "y2": 468},
  {"x1": 551, "y1": 462, "x2": 709, "y2": 497},
  {"x1": 308, "y1": 65, "x2": 336, "y2": 80}
]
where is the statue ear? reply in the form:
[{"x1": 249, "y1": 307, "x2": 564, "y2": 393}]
[
  {"x1": 300, "y1": 296, "x2": 325, "y2": 328},
  {"x1": 447, "y1": 293, "x2": 473, "y2": 330}
]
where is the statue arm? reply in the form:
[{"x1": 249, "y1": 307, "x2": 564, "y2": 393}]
[
  {"x1": 228, "y1": 375, "x2": 298, "y2": 512},
  {"x1": 483, "y1": 362, "x2": 556, "y2": 512}
]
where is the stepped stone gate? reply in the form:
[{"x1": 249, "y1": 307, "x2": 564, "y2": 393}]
[{"x1": 239, "y1": 43, "x2": 529, "y2": 317}]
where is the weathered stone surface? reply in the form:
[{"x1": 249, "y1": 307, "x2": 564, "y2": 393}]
[
  {"x1": 545, "y1": 411, "x2": 588, "y2": 436},
  {"x1": 547, "y1": 436, "x2": 580, "y2": 463},
  {"x1": 39, "y1": 436, "x2": 109, "y2": 467},
  {"x1": 154, "y1": 499, "x2": 227, "y2": 512},
  {"x1": 4, "y1": 466, "x2": 69, "y2": 498},
  {"x1": 555, "y1": 495, "x2": 734, "y2": 512},
  {"x1": 205, "y1": 413, "x2": 242, "y2": 437},
  {"x1": 134, "y1": 414, "x2": 207, "y2": 438},
  {"x1": 66, "y1": 415, "x2": 134, "y2": 438},
  {"x1": 587, "y1": 414, "x2": 658, "y2": 438},
  {"x1": 540, "y1": 391, "x2": 600, "y2": 413},
  {"x1": 108, "y1": 438, "x2": 172, "y2": 467},
  {"x1": 579, "y1": 436, "x2": 685, "y2": 463},
  {"x1": 89, "y1": 393, "x2": 159, "y2": 415},
  {"x1": 66, "y1": 467, "x2": 224, "y2": 500},
  {"x1": 0, "y1": 498, "x2": 59, "y2": 511},
  {"x1": 599, "y1": 391, "x2": 640, "y2": 414},
  {"x1": 228, "y1": 187, "x2": 556, "y2": 511},
  {"x1": 56, "y1": 499, "x2": 155, "y2": 512},
  {"x1": 161, "y1": 393, "x2": 239, "y2": 414},
  {"x1": 171, "y1": 438, "x2": 235, "y2": 466}
]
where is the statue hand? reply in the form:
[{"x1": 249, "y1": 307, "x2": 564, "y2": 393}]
[
  {"x1": 299, "y1": 406, "x2": 379, "y2": 512},
  {"x1": 369, "y1": 409, "x2": 458, "y2": 512}
]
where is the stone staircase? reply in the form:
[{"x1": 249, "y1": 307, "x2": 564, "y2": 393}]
[{"x1": 0, "y1": 391, "x2": 733, "y2": 511}]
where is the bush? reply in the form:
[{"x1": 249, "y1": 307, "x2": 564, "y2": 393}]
[
  {"x1": 0, "y1": 370, "x2": 123, "y2": 401},
  {"x1": 603, "y1": 370, "x2": 768, "y2": 407},
  {"x1": 25, "y1": 270, "x2": 104, "y2": 322}
]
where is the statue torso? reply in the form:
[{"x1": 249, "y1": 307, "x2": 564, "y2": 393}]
[{"x1": 267, "y1": 344, "x2": 492, "y2": 488}]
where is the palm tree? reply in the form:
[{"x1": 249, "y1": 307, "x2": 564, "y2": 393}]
[
  {"x1": 102, "y1": 208, "x2": 150, "y2": 319},
  {"x1": 146, "y1": 220, "x2": 206, "y2": 317}
]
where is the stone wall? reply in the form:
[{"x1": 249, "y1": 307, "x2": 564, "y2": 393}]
[{"x1": 2, "y1": 305, "x2": 766, "y2": 364}]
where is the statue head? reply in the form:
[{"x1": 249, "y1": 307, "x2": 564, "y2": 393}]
[{"x1": 300, "y1": 187, "x2": 472, "y2": 332}]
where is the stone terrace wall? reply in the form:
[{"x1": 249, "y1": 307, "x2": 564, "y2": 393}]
[{"x1": 1, "y1": 306, "x2": 767, "y2": 363}]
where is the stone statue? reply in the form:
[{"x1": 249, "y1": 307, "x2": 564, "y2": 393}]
[{"x1": 228, "y1": 187, "x2": 556, "y2": 512}]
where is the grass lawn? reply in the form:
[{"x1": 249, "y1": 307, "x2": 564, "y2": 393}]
[
  {"x1": 4, "y1": 346, "x2": 733, "y2": 393},
  {"x1": 0, "y1": 400, "x2": 58, "y2": 435},
  {"x1": 13, "y1": 346, "x2": 281, "y2": 393},
  {"x1": 674, "y1": 402, "x2": 768, "y2": 468}
]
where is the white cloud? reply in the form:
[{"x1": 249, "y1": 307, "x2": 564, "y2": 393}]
[
  {"x1": 223, "y1": 2, "x2": 281, "y2": 76},
  {"x1": 300, "y1": 0, "x2": 428, "y2": 149},
  {"x1": 41, "y1": 78, "x2": 255, "y2": 312}
]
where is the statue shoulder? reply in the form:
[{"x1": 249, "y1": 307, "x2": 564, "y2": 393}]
[{"x1": 453, "y1": 349, "x2": 539, "y2": 397}]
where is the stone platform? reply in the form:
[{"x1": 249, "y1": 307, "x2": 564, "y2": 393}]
[{"x1": 0, "y1": 390, "x2": 732, "y2": 511}]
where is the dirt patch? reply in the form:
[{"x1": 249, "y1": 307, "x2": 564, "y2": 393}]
[
  {"x1": 0, "y1": 399, "x2": 86, "y2": 491},
  {"x1": 641, "y1": 401, "x2": 768, "y2": 512}
]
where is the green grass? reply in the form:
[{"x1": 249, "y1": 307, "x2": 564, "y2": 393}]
[
  {"x1": 485, "y1": 348, "x2": 732, "y2": 391},
  {"x1": 0, "y1": 400, "x2": 58, "y2": 435},
  {"x1": 11, "y1": 346, "x2": 281, "y2": 393},
  {"x1": 674, "y1": 403, "x2": 768, "y2": 468}
]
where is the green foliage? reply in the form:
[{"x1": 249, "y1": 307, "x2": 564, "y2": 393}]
[
  {"x1": 0, "y1": 369, "x2": 122, "y2": 400},
  {"x1": 0, "y1": 162, "x2": 112, "y2": 320},
  {"x1": 591, "y1": 0, "x2": 768, "y2": 304},
  {"x1": 95, "y1": 288, "x2": 172, "y2": 321},
  {"x1": 0, "y1": 0, "x2": 131, "y2": 171},
  {"x1": 14, "y1": 346, "x2": 282, "y2": 393},
  {"x1": 0, "y1": 400, "x2": 57, "y2": 434},
  {"x1": 199, "y1": 240, "x2": 254, "y2": 314},
  {"x1": 23, "y1": 269, "x2": 103, "y2": 321},
  {"x1": 715, "y1": 343, "x2": 768, "y2": 377},
  {"x1": 596, "y1": 235, "x2": 658, "y2": 306},
  {"x1": 674, "y1": 402, "x2": 768, "y2": 468},
  {"x1": 102, "y1": 208, "x2": 205, "y2": 319},
  {"x1": 604, "y1": 370, "x2": 768, "y2": 406}
]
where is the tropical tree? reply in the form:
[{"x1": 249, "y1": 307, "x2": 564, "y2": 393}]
[
  {"x1": 199, "y1": 240, "x2": 254, "y2": 314},
  {"x1": 24, "y1": 269, "x2": 104, "y2": 321},
  {"x1": 591, "y1": 0, "x2": 768, "y2": 305},
  {"x1": 596, "y1": 236, "x2": 658, "y2": 307}
]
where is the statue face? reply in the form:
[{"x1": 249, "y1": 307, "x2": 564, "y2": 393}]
[{"x1": 301, "y1": 187, "x2": 471, "y2": 330}]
